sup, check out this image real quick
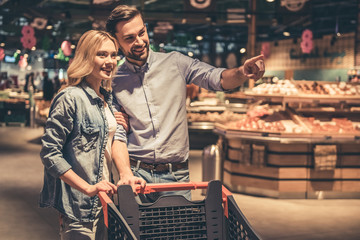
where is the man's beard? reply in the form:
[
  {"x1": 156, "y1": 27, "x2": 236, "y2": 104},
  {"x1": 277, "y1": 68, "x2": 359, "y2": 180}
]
[{"x1": 124, "y1": 44, "x2": 149, "y2": 63}]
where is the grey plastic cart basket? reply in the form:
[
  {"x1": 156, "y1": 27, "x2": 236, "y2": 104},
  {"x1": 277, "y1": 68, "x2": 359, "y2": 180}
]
[{"x1": 98, "y1": 180, "x2": 261, "y2": 240}]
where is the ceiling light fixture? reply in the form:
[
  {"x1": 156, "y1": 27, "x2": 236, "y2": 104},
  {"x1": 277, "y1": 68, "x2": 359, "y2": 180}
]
[{"x1": 196, "y1": 35, "x2": 203, "y2": 41}]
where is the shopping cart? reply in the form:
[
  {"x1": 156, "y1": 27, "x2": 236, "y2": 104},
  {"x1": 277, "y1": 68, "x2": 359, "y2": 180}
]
[{"x1": 98, "y1": 180, "x2": 261, "y2": 240}]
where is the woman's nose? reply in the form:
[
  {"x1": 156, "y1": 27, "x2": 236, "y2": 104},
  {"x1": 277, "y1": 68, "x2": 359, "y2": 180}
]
[{"x1": 105, "y1": 55, "x2": 113, "y2": 63}]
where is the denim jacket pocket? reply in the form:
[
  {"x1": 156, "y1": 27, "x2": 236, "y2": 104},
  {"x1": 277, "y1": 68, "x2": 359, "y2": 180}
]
[{"x1": 78, "y1": 123, "x2": 100, "y2": 152}]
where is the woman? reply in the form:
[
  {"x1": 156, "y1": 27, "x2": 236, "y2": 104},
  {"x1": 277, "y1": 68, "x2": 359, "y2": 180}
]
[{"x1": 39, "y1": 30, "x2": 120, "y2": 240}]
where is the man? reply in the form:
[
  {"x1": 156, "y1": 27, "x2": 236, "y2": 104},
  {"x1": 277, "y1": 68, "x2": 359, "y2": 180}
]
[{"x1": 107, "y1": 5, "x2": 265, "y2": 200}]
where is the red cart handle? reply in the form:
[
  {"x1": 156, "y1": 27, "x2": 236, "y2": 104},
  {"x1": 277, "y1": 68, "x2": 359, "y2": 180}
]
[
  {"x1": 135, "y1": 181, "x2": 209, "y2": 194},
  {"x1": 135, "y1": 181, "x2": 233, "y2": 217},
  {"x1": 99, "y1": 182, "x2": 233, "y2": 219},
  {"x1": 98, "y1": 191, "x2": 112, "y2": 227}
]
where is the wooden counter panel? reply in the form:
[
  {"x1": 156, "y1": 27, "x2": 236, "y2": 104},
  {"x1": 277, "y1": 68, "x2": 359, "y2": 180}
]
[
  {"x1": 223, "y1": 171, "x2": 307, "y2": 192},
  {"x1": 339, "y1": 144, "x2": 360, "y2": 153},
  {"x1": 267, "y1": 153, "x2": 310, "y2": 166},
  {"x1": 341, "y1": 168, "x2": 360, "y2": 179},
  {"x1": 227, "y1": 148, "x2": 250, "y2": 162},
  {"x1": 308, "y1": 169, "x2": 342, "y2": 179},
  {"x1": 224, "y1": 159, "x2": 307, "y2": 179},
  {"x1": 339, "y1": 155, "x2": 360, "y2": 167},
  {"x1": 223, "y1": 171, "x2": 279, "y2": 191},
  {"x1": 279, "y1": 181, "x2": 307, "y2": 192},
  {"x1": 307, "y1": 181, "x2": 342, "y2": 191},
  {"x1": 224, "y1": 160, "x2": 279, "y2": 178},
  {"x1": 267, "y1": 142, "x2": 310, "y2": 152},
  {"x1": 341, "y1": 181, "x2": 360, "y2": 191}
]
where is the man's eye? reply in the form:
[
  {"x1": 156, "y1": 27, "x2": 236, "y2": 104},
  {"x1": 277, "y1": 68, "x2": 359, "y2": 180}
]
[{"x1": 125, "y1": 37, "x2": 134, "y2": 41}]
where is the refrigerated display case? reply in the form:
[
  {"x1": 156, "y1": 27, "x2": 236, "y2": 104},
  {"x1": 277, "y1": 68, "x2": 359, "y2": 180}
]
[{"x1": 210, "y1": 80, "x2": 360, "y2": 199}]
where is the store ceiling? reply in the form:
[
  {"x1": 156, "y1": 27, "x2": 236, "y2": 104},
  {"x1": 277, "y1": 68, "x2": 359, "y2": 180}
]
[{"x1": 0, "y1": 0, "x2": 358, "y2": 51}]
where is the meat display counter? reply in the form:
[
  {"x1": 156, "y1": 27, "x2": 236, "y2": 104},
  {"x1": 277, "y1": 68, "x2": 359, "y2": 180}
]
[{"x1": 214, "y1": 80, "x2": 360, "y2": 199}]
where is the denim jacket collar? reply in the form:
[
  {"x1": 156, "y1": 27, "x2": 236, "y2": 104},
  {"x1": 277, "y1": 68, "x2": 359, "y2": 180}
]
[{"x1": 79, "y1": 80, "x2": 112, "y2": 105}]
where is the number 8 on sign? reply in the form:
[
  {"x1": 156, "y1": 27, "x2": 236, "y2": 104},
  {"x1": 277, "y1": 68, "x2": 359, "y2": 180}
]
[{"x1": 301, "y1": 29, "x2": 313, "y2": 54}]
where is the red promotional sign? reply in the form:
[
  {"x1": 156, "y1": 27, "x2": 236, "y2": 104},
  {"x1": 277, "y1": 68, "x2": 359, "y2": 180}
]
[
  {"x1": 0, "y1": 48, "x2": 4, "y2": 61},
  {"x1": 301, "y1": 29, "x2": 313, "y2": 54},
  {"x1": 21, "y1": 25, "x2": 37, "y2": 49}
]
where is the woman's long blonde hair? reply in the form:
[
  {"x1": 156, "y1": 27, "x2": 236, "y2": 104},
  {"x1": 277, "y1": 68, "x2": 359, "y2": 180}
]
[{"x1": 66, "y1": 30, "x2": 119, "y2": 91}]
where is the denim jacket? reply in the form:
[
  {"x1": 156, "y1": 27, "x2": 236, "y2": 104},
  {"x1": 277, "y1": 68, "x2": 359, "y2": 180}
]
[{"x1": 39, "y1": 81, "x2": 114, "y2": 222}]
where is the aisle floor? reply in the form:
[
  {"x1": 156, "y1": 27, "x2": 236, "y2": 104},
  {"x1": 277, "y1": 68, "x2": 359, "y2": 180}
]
[{"x1": 0, "y1": 126, "x2": 360, "y2": 240}]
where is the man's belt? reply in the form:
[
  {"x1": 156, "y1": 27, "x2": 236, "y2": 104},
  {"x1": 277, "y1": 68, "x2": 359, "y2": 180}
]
[{"x1": 130, "y1": 158, "x2": 188, "y2": 172}]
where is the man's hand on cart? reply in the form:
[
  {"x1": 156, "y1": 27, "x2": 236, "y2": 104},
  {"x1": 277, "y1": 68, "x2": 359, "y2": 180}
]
[{"x1": 117, "y1": 175, "x2": 146, "y2": 195}]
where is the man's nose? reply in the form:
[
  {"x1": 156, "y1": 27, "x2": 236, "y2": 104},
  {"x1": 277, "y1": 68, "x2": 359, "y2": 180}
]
[{"x1": 134, "y1": 36, "x2": 144, "y2": 45}]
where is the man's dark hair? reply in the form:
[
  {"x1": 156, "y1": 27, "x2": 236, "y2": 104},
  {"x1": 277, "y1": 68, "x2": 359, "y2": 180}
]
[{"x1": 106, "y1": 5, "x2": 144, "y2": 37}]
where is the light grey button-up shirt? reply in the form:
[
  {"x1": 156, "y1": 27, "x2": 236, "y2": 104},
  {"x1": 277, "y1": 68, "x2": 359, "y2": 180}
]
[{"x1": 112, "y1": 49, "x2": 225, "y2": 164}]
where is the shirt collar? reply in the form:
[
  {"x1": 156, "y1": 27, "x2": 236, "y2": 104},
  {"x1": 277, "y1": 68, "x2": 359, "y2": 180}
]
[{"x1": 124, "y1": 49, "x2": 152, "y2": 73}]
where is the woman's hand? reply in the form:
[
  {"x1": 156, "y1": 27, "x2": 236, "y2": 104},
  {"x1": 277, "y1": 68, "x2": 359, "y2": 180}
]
[
  {"x1": 85, "y1": 180, "x2": 117, "y2": 197},
  {"x1": 60, "y1": 170, "x2": 118, "y2": 197}
]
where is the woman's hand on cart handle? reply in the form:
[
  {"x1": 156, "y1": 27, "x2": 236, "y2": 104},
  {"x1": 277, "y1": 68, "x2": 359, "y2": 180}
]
[
  {"x1": 117, "y1": 175, "x2": 146, "y2": 195},
  {"x1": 86, "y1": 180, "x2": 117, "y2": 197},
  {"x1": 60, "y1": 170, "x2": 117, "y2": 197}
]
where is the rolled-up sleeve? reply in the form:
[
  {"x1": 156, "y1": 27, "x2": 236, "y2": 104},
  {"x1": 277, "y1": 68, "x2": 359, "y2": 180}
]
[
  {"x1": 112, "y1": 96, "x2": 128, "y2": 143},
  {"x1": 40, "y1": 92, "x2": 73, "y2": 178}
]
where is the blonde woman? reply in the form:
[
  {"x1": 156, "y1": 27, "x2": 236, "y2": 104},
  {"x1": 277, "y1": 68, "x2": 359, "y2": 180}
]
[{"x1": 39, "y1": 30, "x2": 145, "y2": 240}]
